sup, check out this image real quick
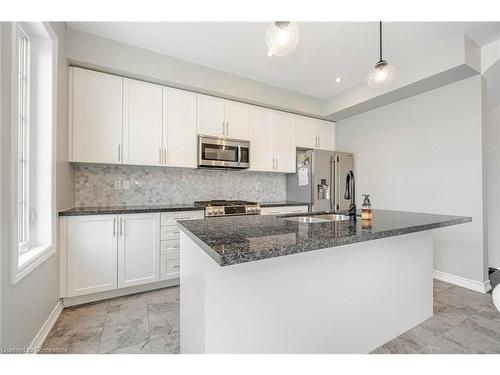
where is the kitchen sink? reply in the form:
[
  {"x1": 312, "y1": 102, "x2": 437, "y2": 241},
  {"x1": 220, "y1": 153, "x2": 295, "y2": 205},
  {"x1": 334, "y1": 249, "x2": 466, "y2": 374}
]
[{"x1": 283, "y1": 213, "x2": 351, "y2": 223}]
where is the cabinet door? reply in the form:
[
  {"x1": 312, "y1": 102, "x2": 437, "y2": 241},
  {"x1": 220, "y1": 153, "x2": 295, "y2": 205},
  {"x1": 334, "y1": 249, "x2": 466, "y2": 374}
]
[
  {"x1": 122, "y1": 79, "x2": 163, "y2": 166},
  {"x1": 164, "y1": 88, "x2": 197, "y2": 168},
  {"x1": 197, "y1": 94, "x2": 225, "y2": 137},
  {"x1": 249, "y1": 106, "x2": 274, "y2": 172},
  {"x1": 225, "y1": 100, "x2": 250, "y2": 140},
  {"x1": 315, "y1": 120, "x2": 336, "y2": 151},
  {"x1": 272, "y1": 111, "x2": 296, "y2": 173},
  {"x1": 294, "y1": 115, "x2": 316, "y2": 149},
  {"x1": 71, "y1": 68, "x2": 123, "y2": 164},
  {"x1": 118, "y1": 213, "x2": 160, "y2": 288},
  {"x1": 67, "y1": 215, "x2": 118, "y2": 297}
]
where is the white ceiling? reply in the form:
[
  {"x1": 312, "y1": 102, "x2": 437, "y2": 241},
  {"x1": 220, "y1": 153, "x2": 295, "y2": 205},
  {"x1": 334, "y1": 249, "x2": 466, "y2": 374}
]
[{"x1": 67, "y1": 22, "x2": 500, "y2": 99}]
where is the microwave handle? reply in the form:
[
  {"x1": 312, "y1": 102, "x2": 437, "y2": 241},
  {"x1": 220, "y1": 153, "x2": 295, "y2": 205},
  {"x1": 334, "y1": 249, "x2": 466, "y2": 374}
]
[{"x1": 237, "y1": 145, "x2": 241, "y2": 165}]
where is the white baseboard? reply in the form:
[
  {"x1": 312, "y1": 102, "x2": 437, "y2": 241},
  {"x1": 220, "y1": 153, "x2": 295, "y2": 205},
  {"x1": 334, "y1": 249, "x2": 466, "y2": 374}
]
[
  {"x1": 27, "y1": 300, "x2": 63, "y2": 353},
  {"x1": 433, "y1": 270, "x2": 492, "y2": 293}
]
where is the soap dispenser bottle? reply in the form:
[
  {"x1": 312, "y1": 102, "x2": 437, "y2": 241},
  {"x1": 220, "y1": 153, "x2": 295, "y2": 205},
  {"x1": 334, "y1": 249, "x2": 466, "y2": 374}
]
[{"x1": 361, "y1": 194, "x2": 373, "y2": 220}]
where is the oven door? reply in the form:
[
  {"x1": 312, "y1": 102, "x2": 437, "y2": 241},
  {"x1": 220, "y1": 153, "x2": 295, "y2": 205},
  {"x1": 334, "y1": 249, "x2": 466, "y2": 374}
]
[{"x1": 198, "y1": 137, "x2": 250, "y2": 169}]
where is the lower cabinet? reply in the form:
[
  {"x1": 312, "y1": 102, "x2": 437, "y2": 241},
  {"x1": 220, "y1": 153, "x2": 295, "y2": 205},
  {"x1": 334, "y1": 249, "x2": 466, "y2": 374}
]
[
  {"x1": 67, "y1": 215, "x2": 118, "y2": 297},
  {"x1": 260, "y1": 205, "x2": 309, "y2": 216},
  {"x1": 66, "y1": 213, "x2": 160, "y2": 297},
  {"x1": 118, "y1": 213, "x2": 160, "y2": 288},
  {"x1": 64, "y1": 211, "x2": 205, "y2": 298}
]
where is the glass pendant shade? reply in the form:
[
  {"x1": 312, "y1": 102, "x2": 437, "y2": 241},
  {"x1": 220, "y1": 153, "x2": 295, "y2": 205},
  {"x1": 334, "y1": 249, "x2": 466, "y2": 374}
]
[
  {"x1": 366, "y1": 22, "x2": 397, "y2": 88},
  {"x1": 266, "y1": 22, "x2": 299, "y2": 57},
  {"x1": 366, "y1": 60, "x2": 397, "y2": 88}
]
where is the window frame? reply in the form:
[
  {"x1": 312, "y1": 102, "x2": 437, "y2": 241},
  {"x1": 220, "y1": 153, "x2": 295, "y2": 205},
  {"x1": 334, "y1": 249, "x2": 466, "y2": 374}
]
[{"x1": 10, "y1": 22, "x2": 58, "y2": 285}]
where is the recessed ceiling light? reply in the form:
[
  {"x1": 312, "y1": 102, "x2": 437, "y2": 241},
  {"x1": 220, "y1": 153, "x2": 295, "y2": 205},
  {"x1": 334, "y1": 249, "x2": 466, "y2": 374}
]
[{"x1": 335, "y1": 77, "x2": 342, "y2": 83}]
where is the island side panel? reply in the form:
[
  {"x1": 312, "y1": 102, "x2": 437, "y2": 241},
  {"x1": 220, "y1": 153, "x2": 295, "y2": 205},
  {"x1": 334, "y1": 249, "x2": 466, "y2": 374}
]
[
  {"x1": 201, "y1": 231, "x2": 433, "y2": 354},
  {"x1": 180, "y1": 233, "x2": 207, "y2": 354}
]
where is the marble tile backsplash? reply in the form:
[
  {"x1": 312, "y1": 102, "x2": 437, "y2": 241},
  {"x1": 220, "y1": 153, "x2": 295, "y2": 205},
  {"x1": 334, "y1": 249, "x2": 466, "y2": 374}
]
[{"x1": 75, "y1": 165, "x2": 287, "y2": 207}]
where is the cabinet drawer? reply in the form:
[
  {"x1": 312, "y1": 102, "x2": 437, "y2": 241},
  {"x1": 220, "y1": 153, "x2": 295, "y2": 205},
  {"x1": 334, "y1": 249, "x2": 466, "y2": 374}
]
[
  {"x1": 260, "y1": 205, "x2": 309, "y2": 215},
  {"x1": 160, "y1": 227, "x2": 180, "y2": 241},
  {"x1": 160, "y1": 255, "x2": 180, "y2": 280},
  {"x1": 160, "y1": 211, "x2": 204, "y2": 226},
  {"x1": 161, "y1": 241, "x2": 180, "y2": 256}
]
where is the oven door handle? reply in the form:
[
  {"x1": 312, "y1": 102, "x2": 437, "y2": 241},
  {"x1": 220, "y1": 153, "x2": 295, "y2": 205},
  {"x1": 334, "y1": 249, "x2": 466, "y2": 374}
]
[{"x1": 237, "y1": 145, "x2": 241, "y2": 165}]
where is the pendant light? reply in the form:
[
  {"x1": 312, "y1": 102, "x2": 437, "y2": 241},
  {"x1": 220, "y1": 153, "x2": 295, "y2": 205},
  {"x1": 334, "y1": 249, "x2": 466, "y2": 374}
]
[
  {"x1": 366, "y1": 22, "x2": 397, "y2": 88},
  {"x1": 266, "y1": 22, "x2": 299, "y2": 57}
]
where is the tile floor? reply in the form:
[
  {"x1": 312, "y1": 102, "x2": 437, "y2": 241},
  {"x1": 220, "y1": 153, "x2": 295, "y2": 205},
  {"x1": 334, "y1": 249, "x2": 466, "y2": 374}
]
[
  {"x1": 41, "y1": 280, "x2": 500, "y2": 354},
  {"x1": 42, "y1": 286, "x2": 180, "y2": 354},
  {"x1": 372, "y1": 279, "x2": 500, "y2": 354}
]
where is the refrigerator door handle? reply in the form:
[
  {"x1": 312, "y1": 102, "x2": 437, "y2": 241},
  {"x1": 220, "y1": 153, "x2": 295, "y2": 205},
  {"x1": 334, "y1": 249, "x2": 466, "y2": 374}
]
[{"x1": 329, "y1": 157, "x2": 334, "y2": 212}]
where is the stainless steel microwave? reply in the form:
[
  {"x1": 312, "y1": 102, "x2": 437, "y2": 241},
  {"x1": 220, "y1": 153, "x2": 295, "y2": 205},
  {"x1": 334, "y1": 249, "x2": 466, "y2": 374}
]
[{"x1": 198, "y1": 136, "x2": 250, "y2": 169}]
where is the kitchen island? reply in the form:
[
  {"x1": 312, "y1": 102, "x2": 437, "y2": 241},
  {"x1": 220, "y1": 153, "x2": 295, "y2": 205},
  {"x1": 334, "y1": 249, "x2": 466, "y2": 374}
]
[{"x1": 177, "y1": 210, "x2": 470, "y2": 354}]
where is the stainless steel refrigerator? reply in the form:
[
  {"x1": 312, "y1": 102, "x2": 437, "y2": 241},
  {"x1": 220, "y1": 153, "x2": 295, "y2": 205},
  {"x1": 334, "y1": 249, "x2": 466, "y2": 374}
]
[{"x1": 286, "y1": 150, "x2": 354, "y2": 212}]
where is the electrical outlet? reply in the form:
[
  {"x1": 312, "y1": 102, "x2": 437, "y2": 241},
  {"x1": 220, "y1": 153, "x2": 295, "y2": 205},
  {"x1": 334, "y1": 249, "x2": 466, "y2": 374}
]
[
  {"x1": 114, "y1": 180, "x2": 121, "y2": 190},
  {"x1": 123, "y1": 180, "x2": 130, "y2": 190}
]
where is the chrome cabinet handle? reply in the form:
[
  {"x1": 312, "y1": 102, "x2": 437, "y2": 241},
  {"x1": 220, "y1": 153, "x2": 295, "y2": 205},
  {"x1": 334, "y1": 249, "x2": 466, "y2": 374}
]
[
  {"x1": 113, "y1": 217, "x2": 116, "y2": 236},
  {"x1": 276, "y1": 158, "x2": 278, "y2": 170},
  {"x1": 118, "y1": 144, "x2": 121, "y2": 161},
  {"x1": 163, "y1": 148, "x2": 167, "y2": 164},
  {"x1": 237, "y1": 145, "x2": 241, "y2": 165},
  {"x1": 119, "y1": 217, "x2": 123, "y2": 236},
  {"x1": 226, "y1": 121, "x2": 229, "y2": 136}
]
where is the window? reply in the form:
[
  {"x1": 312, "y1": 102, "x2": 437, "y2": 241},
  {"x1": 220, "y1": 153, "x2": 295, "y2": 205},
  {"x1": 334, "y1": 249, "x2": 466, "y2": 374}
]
[
  {"x1": 12, "y1": 23, "x2": 57, "y2": 284},
  {"x1": 17, "y1": 26, "x2": 30, "y2": 252}
]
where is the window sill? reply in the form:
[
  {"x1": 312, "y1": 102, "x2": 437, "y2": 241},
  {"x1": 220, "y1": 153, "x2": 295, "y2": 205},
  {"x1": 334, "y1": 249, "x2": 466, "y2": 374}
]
[{"x1": 12, "y1": 244, "x2": 56, "y2": 285}]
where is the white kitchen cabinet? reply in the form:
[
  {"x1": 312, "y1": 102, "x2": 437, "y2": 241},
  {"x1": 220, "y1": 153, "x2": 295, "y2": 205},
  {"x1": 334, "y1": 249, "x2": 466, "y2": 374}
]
[
  {"x1": 249, "y1": 106, "x2": 274, "y2": 172},
  {"x1": 118, "y1": 213, "x2": 160, "y2": 288},
  {"x1": 249, "y1": 107, "x2": 295, "y2": 173},
  {"x1": 67, "y1": 215, "x2": 118, "y2": 297},
  {"x1": 197, "y1": 94, "x2": 225, "y2": 137},
  {"x1": 197, "y1": 94, "x2": 250, "y2": 140},
  {"x1": 70, "y1": 68, "x2": 123, "y2": 164},
  {"x1": 122, "y1": 79, "x2": 163, "y2": 166},
  {"x1": 315, "y1": 119, "x2": 336, "y2": 151},
  {"x1": 260, "y1": 205, "x2": 309, "y2": 216},
  {"x1": 163, "y1": 88, "x2": 197, "y2": 168},
  {"x1": 294, "y1": 115, "x2": 316, "y2": 149},
  {"x1": 160, "y1": 211, "x2": 204, "y2": 280},
  {"x1": 225, "y1": 100, "x2": 250, "y2": 140},
  {"x1": 272, "y1": 111, "x2": 296, "y2": 173}
]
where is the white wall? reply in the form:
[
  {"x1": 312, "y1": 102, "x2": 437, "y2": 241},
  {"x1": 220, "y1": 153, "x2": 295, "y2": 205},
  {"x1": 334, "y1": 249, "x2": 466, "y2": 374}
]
[
  {"x1": 336, "y1": 76, "x2": 487, "y2": 283},
  {"x1": 484, "y1": 60, "x2": 500, "y2": 269},
  {"x1": 0, "y1": 22, "x2": 74, "y2": 349}
]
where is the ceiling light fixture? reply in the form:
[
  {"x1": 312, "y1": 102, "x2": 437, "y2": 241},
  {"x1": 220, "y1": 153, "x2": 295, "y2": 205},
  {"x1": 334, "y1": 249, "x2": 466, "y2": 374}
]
[
  {"x1": 266, "y1": 22, "x2": 299, "y2": 57},
  {"x1": 366, "y1": 21, "x2": 397, "y2": 88},
  {"x1": 335, "y1": 77, "x2": 342, "y2": 83}
]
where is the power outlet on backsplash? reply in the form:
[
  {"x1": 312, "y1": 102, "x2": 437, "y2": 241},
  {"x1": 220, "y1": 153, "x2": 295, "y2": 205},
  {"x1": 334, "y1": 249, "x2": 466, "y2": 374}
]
[{"x1": 75, "y1": 165, "x2": 287, "y2": 207}]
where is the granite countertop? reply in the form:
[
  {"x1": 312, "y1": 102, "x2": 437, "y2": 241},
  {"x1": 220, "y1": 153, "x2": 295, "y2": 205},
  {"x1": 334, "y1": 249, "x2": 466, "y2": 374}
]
[
  {"x1": 58, "y1": 201, "x2": 309, "y2": 216},
  {"x1": 177, "y1": 209, "x2": 471, "y2": 267}
]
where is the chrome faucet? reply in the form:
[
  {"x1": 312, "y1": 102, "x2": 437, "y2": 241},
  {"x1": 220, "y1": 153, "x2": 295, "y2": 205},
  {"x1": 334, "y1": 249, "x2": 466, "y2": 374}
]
[{"x1": 343, "y1": 170, "x2": 357, "y2": 221}]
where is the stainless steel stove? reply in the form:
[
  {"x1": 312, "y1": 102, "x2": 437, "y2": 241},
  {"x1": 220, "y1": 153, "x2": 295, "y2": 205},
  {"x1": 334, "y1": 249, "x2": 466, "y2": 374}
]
[{"x1": 194, "y1": 200, "x2": 261, "y2": 217}]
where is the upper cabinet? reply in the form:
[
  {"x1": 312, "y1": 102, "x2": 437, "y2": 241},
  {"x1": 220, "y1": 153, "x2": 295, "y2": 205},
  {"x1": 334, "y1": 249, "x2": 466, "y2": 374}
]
[
  {"x1": 294, "y1": 115, "x2": 335, "y2": 151},
  {"x1": 294, "y1": 115, "x2": 316, "y2": 149},
  {"x1": 224, "y1": 100, "x2": 250, "y2": 140},
  {"x1": 163, "y1": 87, "x2": 197, "y2": 168},
  {"x1": 249, "y1": 107, "x2": 295, "y2": 173},
  {"x1": 197, "y1": 94, "x2": 250, "y2": 140},
  {"x1": 196, "y1": 95, "x2": 225, "y2": 138},
  {"x1": 122, "y1": 79, "x2": 163, "y2": 166},
  {"x1": 69, "y1": 67, "x2": 335, "y2": 172},
  {"x1": 70, "y1": 68, "x2": 123, "y2": 164},
  {"x1": 315, "y1": 119, "x2": 336, "y2": 151}
]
